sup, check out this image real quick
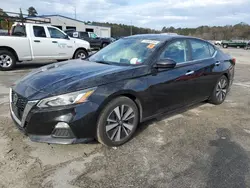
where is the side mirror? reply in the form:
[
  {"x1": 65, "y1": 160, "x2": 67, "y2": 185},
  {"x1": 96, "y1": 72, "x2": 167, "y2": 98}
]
[
  {"x1": 154, "y1": 59, "x2": 177, "y2": 69},
  {"x1": 64, "y1": 35, "x2": 70, "y2": 40}
]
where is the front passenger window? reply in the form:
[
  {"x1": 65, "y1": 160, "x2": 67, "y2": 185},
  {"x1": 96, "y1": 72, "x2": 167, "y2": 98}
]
[
  {"x1": 48, "y1": 27, "x2": 66, "y2": 39},
  {"x1": 159, "y1": 40, "x2": 189, "y2": 63}
]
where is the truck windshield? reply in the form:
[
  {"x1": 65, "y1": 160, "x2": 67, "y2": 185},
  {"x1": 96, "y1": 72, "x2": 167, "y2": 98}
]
[
  {"x1": 89, "y1": 38, "x2": 162, "y2": 65},
  {"x1": 11, "y1": 25, "x2": 26, "y2": 36}
]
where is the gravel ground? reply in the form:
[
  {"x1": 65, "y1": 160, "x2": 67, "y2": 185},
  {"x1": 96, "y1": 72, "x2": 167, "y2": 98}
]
[{"x1": 0, "y1": 48, "x2": 250, "y2": 188}]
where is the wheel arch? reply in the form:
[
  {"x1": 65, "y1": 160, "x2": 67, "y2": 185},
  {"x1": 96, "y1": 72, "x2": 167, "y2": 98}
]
[
  {"x1": 97, "y1": 90, "x2": 143, "y2": 123},
  {"x1": 0, "y1": 46, "x2": 19, "y2": 61},
  {"x1": 72, "y1": 47, "x2": 88, "y2": 59}
]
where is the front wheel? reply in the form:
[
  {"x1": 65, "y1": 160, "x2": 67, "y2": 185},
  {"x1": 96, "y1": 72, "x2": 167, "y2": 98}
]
[
  {"x1": 0, "y1": 50, "x2": 16, "y2": 71},
  {"x1": 209, "y1": 75, "x2": 229, "y2": 105},
  {"x1": 73, "y1": 49, "x2": 88, "y2": 59},
  {"x1": 223, "y1": 44, "x2": 228, "y2": 48},
  {"x1": 101, "y1": 43, "x2": 108, "y2": 49},
  {"x1": 96, "y1": 97, "x2": 139, "y2": 147}
]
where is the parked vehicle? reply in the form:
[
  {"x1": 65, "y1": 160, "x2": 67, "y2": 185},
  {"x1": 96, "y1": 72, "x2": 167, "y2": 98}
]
[
  {"x1": 10, "y1": 34, "x2": 235, "y2": 146},
  {"x1": 214, "y1": 40, "x2": 222, "y2": 45},
  {"x1": 0, "y1": 23, "x2": 91, "y2": 71},
  {"x1": 244, "y1": 41, "x2": 250, "y2": 50},
  {"x1": 64, "y1": 29, "x2": 112, "y2": 50},
  {"x1": 221, "y1": 40, "x2": 247, "y2": 48}
]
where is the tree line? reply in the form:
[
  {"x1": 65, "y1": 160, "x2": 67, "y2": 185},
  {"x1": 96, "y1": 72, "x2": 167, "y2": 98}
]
[
  {"x1": 1, "y1": 7, "x2": 250, "y2": 40},
  {"x1": 161, "y1": 23, "x2": 250, "y2": 40}
]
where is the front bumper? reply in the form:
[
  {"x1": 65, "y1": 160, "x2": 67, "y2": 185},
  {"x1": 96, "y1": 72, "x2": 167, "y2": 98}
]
[{"x1": 10, "y1": 89, "x2": 98, "y2": 144}]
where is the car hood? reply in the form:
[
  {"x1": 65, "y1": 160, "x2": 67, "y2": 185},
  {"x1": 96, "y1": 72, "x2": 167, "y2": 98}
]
[{"x1": 13, "y1": 60, "x2": 147, "y2": 100}]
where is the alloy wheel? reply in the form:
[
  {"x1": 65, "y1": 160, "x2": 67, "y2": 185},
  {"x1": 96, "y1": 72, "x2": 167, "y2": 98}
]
[
  {"x1": 216, "y1": 78, "x2": 228, "y2": 102},
  {"x1": 105, "y1": 105, "x2": 135, "y2": 142},
  {"x1": 0, "y1": 54, "x2": 12, "y2": 68},
  {"x1": 77, "y1": 52, "x2": 86, "y2": 59}
]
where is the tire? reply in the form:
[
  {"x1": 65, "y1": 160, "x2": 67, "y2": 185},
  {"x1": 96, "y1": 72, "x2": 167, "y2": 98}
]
[
  {"x1": 0, "y1": 50, "x2": 16, "y2": 71},
  {"x1": 209, "y1": 75, "x2": 229, "y2": 105},
  {"x1": 73, "y1": 49, "x2": 88, "y2": 59},
  {"x1": 223, "y1": 44, "x2": 228, "y2": 48},
  {"x1": 96, "y1": 97, "x2": 139, "y2": 147},
  {"x1": 237, "y1": 46, "x2": 240, "y2": 49},
  {"x1": 101, "y1": 43, "x2": 108, "y2": 49}
]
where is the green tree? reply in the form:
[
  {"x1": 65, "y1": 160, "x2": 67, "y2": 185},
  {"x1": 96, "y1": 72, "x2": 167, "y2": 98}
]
[
  {"x1": 0, "y1": 8, "x2": 9, "y2": 29},
  {"x1": 27, "y1": 6, "x2": 38, "y2": 17}
]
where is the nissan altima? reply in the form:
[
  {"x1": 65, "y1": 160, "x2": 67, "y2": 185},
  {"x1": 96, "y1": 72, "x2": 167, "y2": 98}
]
[{"x1": 10, "y1": 34, "x2": 235, "y2": 146}]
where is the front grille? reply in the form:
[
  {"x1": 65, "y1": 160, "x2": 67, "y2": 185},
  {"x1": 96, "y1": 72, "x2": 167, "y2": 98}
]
[{"x1": 11, "y1": 91, "x2": 28, "y2": 120}]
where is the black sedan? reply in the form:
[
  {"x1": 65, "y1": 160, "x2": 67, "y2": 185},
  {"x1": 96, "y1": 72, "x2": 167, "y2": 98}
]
[{"x1": 10, "y1": 34, "x2": 235, "y2": 146}]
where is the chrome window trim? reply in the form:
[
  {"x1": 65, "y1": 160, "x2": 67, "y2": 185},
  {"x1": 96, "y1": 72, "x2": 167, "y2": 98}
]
[
  {"x1": 175, "y1": 50, "x2": 218, "y2": 67},
  {"x1": 9, "y1": 88, "x2": 38, "y2": 127}
]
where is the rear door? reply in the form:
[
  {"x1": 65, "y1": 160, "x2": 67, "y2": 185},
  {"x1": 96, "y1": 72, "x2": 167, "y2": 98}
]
[
  {"x1": 188, "y1": 39, "x2": 219, "y2": 100},
  {"x1": 31, "y1": 25, "x2": 58, "y2": 59}
]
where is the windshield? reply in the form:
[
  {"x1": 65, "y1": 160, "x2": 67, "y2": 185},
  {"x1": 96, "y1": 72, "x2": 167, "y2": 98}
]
[{"x1": 89, "y1": 38, "x2": 161, "y2": 65}]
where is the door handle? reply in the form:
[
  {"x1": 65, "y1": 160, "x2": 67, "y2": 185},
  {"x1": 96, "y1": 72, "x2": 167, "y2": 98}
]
[
  {"x1": 215, "y1": 61, "x2": 221, "y2": 66},
  {"x1": 34, "y1": 40, "x2": 40, "y2": 42},
  {"x1": 185, "y1": 70, "x2": 194, "y2": 75},
  {"x1": 52, "y1": 41, "x2": 58, "y2": 43}
]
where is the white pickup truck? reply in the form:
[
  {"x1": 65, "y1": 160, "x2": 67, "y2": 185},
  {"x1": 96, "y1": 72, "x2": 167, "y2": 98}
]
[{"x1": 0, "y1": 23, "x2": 91, "y2": 71}]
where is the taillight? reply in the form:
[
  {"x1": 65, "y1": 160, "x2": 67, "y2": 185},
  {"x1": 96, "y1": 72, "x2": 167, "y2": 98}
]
[{"x1": 231, "y1": 58, "x2": 236, "y2": 64}]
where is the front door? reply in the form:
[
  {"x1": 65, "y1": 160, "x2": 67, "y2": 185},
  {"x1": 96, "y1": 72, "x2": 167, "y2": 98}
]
[
  {"x1": 46, "y1": 27, "x2": 74, "y2": 59},
  {"x1": 147, "y1": 39, "x2": 198, "y2": 116}
]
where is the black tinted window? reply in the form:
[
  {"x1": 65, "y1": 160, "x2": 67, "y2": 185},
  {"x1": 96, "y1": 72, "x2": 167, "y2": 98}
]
[
  {"x1": 190, "y1": 39, "x2": 210, "y2": 60},
  {"x1": 159, "y1": 40, "x2": 189, "y2": 63},
  {"x1": 80, "y1": 32, "x2": 88, "y2": 37},
  {"x1": 33, "y1": 26, "x2": 46, "y2": 38}
]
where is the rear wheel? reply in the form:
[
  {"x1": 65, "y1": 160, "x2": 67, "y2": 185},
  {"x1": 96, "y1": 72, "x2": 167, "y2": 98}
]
[
  {"x1": 223, "y1": 44, "x2": 228, "y2": 48},
  {"x1": 96, "y1": 97, "x2": 139, "y2": 146},
  {"x1": 73, "y1": 49, "x2": 88, "y2": 59},
  {"x1": 209, "y1": 75, "x2": 229, "y2": 105},
  {"x1": 237, "y1": 46, "x2": 240, "y2": 49},
  {"x1": 0, "y1": 50, "x2": 16, "y2": 71}
]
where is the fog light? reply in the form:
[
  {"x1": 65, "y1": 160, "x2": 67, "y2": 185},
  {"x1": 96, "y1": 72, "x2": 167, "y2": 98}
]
[
  {"x1": 52, "y1": 122, "x2": 75, "y2": 138},
  {"x1": 55, "y1": 122, "x2": 70, "y2": 129}
]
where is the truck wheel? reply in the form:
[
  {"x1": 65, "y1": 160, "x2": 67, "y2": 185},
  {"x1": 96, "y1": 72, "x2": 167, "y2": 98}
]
[
  {"x1": 223, "y1": 44, "x2": 228, "y2": 48},
  {"x1": 73, "y1": 49, "x2": 88, "y2": 59},
  {"x1": 237, "y1": 46, "x2": 240, "y2": 49},
  {"x1": 0, "y1": 50, "x2": 16, "y2": 71},
  {"x1": 101, "y1": 43, "x2": 108, "y2": 49}
]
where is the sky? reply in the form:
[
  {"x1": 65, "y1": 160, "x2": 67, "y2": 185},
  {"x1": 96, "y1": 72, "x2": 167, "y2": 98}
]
[{"x1": 1, "y1": 0, "x2": 250, "y2": 30}]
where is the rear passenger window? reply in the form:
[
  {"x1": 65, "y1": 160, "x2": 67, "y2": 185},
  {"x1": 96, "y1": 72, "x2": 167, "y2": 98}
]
[
  {"x1": 159, "y1": 40, "x2": 189, "y2": 63},
  {"x1": 33, "y1": 26, "x2": 46, "y2": 38},
  {"x1": 208, "y1": 43, "x2": 216, "y2": 56},
  {"x1": 190, "y1": 39, "x2": 210, "y2": 60}
]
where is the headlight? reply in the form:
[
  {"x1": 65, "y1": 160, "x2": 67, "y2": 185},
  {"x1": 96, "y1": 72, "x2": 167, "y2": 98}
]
[{"x1": 37, "y1": 88, "x2": 96, "y2": 108}]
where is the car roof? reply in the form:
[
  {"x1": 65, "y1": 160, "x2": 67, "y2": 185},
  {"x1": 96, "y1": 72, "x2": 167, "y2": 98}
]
[
  {"x1": 124, "y1": 34, "x2": 188, "y2": 42},
  {"x1": 124, "y1": 34, "x2": 205, "y2": 43}
]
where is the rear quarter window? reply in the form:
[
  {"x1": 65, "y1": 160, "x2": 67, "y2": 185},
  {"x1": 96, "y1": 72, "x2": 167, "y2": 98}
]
[
  {"x1": 208, "y1": 43, "x2": 216, "y2": 56},
  {"x1": 11, "y1": 25, "x2": 26, "y2": 36},
  {"x1": 190, "y1": 39, "x2": 211, "y2": 60}
]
